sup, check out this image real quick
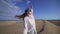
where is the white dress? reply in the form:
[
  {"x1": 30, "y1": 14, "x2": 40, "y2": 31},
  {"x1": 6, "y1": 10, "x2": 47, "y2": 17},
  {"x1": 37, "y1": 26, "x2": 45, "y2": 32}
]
[
  {"x1": 23, "y1": 8, "x2": 37, "y2": 34},
  {"x1": 23, "y1": 15, "x2": 37, "y2": 34}
]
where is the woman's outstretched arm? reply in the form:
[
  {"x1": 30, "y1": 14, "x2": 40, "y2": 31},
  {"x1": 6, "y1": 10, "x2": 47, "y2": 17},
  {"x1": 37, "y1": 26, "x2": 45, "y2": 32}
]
[{"x1": 29, "y1": 5, "x2": 33, "y2": 13}]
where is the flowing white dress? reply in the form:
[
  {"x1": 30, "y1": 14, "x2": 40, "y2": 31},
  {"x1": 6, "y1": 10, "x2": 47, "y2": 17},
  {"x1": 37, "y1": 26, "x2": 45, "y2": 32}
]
[
  {"x1": 23, "y1": 15, "x2": 37, "y2": 34},
  {"x1": 23, "y1": 8, "x2": 37, "y2": 34}
]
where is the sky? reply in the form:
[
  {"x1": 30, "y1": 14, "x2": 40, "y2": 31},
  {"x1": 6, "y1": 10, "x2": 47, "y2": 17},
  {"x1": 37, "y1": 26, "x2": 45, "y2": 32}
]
[{"x1": 0, "y1": 0, "x2": 60, "y2": 20}]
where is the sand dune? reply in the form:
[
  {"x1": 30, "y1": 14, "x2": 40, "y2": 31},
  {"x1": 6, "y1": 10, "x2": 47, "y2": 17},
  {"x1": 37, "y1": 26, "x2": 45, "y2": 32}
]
[{"x1": 0, "y1": 20, "x2": 60, "y2": 34}]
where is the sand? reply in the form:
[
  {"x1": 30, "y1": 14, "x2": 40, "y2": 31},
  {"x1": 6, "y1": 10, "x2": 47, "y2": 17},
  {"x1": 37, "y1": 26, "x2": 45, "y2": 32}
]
[{"x1": 0, "y1": 20, "x2": 60, "y2": 34}]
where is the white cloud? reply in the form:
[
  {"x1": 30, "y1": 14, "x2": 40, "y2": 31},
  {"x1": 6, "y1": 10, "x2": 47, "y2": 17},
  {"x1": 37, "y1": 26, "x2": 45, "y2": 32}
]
[
  {"x1": 0, "y1": 0, "x2": 22, "y2": 20},
  {"x1": 26, "y1": 0, "x2": 31, "y2": 5},
  {"x1": 27, "y1": 0, "x2": 31, "y2": 4},
  {"x1": 3, "y1": 0, "x2": 22, "y2": 5}
]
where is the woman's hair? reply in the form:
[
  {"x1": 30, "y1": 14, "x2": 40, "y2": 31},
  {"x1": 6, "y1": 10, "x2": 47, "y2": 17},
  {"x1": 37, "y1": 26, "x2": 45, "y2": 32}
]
[
  {"x1": 20, "y1": 8, "x2": 31, "y2": 18},
  {"x1": 16, "y1": 8, "x2": 31, "y2": 18}
]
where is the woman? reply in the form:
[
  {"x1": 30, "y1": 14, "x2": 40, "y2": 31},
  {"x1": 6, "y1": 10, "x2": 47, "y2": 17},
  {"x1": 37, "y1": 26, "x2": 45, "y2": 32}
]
[{"x1": 16, "y1": 8, "x2": 37, "y2": 34}]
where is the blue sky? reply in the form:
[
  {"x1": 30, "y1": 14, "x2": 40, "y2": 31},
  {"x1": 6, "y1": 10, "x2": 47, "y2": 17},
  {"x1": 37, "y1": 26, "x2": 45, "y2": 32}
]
[{"x1": 0, "y1": 0, "x2": 60, "y2": 20}]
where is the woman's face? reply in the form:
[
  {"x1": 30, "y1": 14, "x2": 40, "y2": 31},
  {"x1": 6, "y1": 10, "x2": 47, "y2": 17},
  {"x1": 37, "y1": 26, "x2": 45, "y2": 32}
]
[{"x1": 26, "y1": 10, "x2": 32, "y2": 15}]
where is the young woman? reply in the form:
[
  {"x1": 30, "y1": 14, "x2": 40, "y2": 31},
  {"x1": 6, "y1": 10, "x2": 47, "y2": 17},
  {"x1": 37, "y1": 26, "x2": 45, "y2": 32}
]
[{"x1": 16, "y1": 8, "x2": 37, "y2": 34}]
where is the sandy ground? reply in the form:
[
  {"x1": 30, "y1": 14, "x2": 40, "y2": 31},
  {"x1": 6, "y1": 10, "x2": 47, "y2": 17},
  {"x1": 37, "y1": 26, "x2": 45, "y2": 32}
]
[{"x1": 0, "y1": 20, "x2": 60, "y2": 34}]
